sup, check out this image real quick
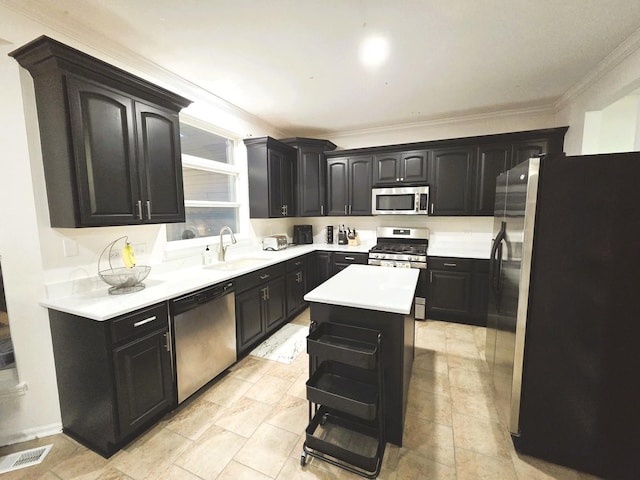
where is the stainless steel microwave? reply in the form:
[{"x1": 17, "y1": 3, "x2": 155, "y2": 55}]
[{"x1": 371, "y1": 185, "x2": 429, "y2": 215}]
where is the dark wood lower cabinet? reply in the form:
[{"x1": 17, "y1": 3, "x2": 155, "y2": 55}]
[
  {"x1": 48, "y1": 303, "x2": 174, "y2": 458},
  {"x1": 427, "y1": 257, "x2": 489, "y2": 326}
]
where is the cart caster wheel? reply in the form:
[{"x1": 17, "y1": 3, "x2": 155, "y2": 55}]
[{"x1": 300, "y1": 452, "x2": 306, "y2": 466}]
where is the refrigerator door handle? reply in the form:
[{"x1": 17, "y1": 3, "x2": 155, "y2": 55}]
[{"x1": 490, "y1": 221, "x2": 507, "y2": 310}]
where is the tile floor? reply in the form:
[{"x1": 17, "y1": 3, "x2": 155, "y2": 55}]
[{"x1": 0, "y1": 309, "x2": 602, "y2": 479}]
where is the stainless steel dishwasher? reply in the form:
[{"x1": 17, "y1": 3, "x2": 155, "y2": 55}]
[{"x1": 171, "y1": 281, "x2": 236, "y2": 404}]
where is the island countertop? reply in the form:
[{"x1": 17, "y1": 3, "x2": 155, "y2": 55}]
[{"x1": 304, "y1": 264, "x2": 419, "y2": 314}]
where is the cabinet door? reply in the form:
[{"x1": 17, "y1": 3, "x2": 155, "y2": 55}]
[
  {"x1": 326, "y1": 158, "x2": 349, "y2": 215},
  {"x1": 431, "y1": 147, "x2": 475, "y2": 215},
  {"x1": 135, "y1": 101, "x2": 185, "y2": 223},
  {"x1": 373, "y1": 153, "x2": 401, "y2": 185},
  {"x1": 511, "y1": 140, "x2": 549, "y2": 168},
  {"x1": 286, "y1": 269, "x2": 305, "y2": 316},
  {"x1": 267, "y1": 149, "x2": 286, "y2": 216},
  {"x1": 348, "y1": 156, "x2": 372, "y2": 215},
  {"x1": 66, "y1": 76, "x2": 139, "y2": 226},
  {"x1": 113, "y1": 328, "x2": 173, "y2": 438},
  {"x1": 428, "y1": 270, "x2": 473, "y2": 317},
  {"x1": 298, "y1": 149, "x2": 325, "y2": 216},
  {"x1": 474, "y1": 144, "x2": 511, "y2": 216},
  {"x1": 265, "y1": 278, "x2": 287, "y2": 331},
  {"x1": 236, "y1": 289, "x2": 265, "y2": 353},
  {"x1": 400, "y1": 150, "x2": 429, "y2": 184},
  {"x1": 280, "y1": 152, "x2": 295, "y2": 216},
  {"x1": 316, "y1": 252, "x2": 332, "y2": 285}
]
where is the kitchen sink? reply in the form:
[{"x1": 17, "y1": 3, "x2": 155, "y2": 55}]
[{"x1": 204, "y1": 257, "x2": 269, "y2": 271}]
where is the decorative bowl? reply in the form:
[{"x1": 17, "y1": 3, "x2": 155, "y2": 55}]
[{"x1": 98, "y1": 265, "x2": 151, "y2": 295}]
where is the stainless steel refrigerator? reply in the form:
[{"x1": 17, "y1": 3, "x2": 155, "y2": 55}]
[{"x1": 486, "y1": 152, "x2": 640, "y2": 480}]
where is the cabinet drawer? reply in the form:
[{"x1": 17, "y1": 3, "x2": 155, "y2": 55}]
[
  {"x1": 332, "y1": 252, "x2": 368, "y2": 264},
  {"x1": 235, "y1": 263, "x2": 286, "y2": 293},
  {"x1": 428, "y1": 257, "x2": 473, "y2": 271},
  {"x1": 111, "y1": 303, "x2": 168, "y2": 344},
  {"x1": 286, "y1": 256, "x2": 306, "y2": 272}
]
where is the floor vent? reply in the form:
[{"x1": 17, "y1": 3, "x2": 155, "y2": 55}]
[{"x1": 0, "y1": 444, "x2": 52, "y2": 474}]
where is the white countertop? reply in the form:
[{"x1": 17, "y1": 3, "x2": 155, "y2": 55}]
[
  {"x1": 40, "y1": 242, "x2": 373, "y2": 321},
  {"x1": 427, "y1": 232, "x2": 493, "y2": 259},
  {"x1": 304, "y1": 264, "x2": 419, "y2": 314}
]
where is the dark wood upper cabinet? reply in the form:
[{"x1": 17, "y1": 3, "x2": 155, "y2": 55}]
[
  {"x1": 326, "y1": 156, "x2": 372, "y2": 216},
  {"x1": 9, "y1": 36, "x2": 191, "y2": 227},
  {"x1": 511, "y1": 139, "x2": 549, "y2": 167},
  {"x1": 474, "y1": 143, "x2": 511, "y2": 216},
  {"x1": 244, "y1": 136, "x2": 297, "y2": 218},
  {"x1": 430, "y1": 147, "x2": 475, "y2": 215},
  {"x1": 280, "y1": 137, "x2": 337, "y2": 217},
  {"x1": 373, "y1": 150, "x2": 429, "y2": 186}
]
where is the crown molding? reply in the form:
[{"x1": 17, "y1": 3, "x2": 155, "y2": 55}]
[
  {"x1": 555, "y1": 26, "x2": 640, "y2": 112},
  {"x1": 325, "y1": 103, "x2": 556, "y2": 140}
]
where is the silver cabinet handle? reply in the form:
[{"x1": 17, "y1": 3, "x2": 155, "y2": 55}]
[
  {"x1": 164, "y1": 330, "x2": 171, "y2": 353},
  {"x1": 430, "y1": 271, "x2": 433, "y2": 282},
  {"x1": 396, "y1": 177, "x2": 400, "y2": 181},
  {"x1": 349, "y1": 205, "x2": 352, "y2": 214},
  {"x1": 146, "y1": 200, "x2": 152, "y2": 220},
  {"x1": 259, "y1": 274, "x2": 270, "y2": 280},
  {"x1": 265, "y1": 286, "x2": 270, "y2": 300},
  {"x1": 137, "y1": 200, "x2": 143, "y2": 220},
  {"x1": 261, "y1": 287, "x2": 267, "y2": 300},
  {"x1": 430, "y1": 204, "x2": 434, "y2": 214},
  {"x1": 345, "y1": 256, "x2": 355, "y2": 260},
  {"x1": 400, "y1": 177, "x2": 404, "y2": 181},
  {"x1": 321, "y1": 205, "x2": 324, "y2": 215},
  {"x1": 344, "y1": 205, "x2": 348, "y2": 214},
  {"x1": 133, "y1": 316, "x2": 156, "y2": 327},
  {"x1": 443, "y1": 263, "x2": 457, "y2": 267}
]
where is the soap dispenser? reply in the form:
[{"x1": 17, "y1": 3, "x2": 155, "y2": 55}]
[{"x1": 203, "y1": 245, "x2": 214, "y2": 265}]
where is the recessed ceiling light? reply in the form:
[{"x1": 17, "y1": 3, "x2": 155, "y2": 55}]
[{"x1": 359, "y1": 35, "x2": 389, "y2": 69}]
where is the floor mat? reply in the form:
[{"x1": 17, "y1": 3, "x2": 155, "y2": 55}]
[{"x1": 250, "y1": 323, "x2": 308, "y2": 364}]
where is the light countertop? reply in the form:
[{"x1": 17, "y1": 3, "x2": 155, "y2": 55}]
[
  {"x1": 40, "y1": 243, "x2": 373, "y2": 321},
  {"x1": 304, "y1": 264, "x2": 419, "y2": 314}
]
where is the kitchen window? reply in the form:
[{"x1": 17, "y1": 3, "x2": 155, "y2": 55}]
[{"x1": 165, "y1": 122, "x2": 241, "y2": 242}]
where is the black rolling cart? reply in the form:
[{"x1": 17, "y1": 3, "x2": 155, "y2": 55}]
[{"x1": 301, "y1": 321, "x2": 385, "y2": 478}]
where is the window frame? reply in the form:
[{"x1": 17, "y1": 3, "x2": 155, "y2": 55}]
[{"x1": 165, "y1": 117, "x2": 250, "y2": 252}]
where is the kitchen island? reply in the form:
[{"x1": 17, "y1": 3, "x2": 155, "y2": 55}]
[{"x1": 304, "y1": 264, "x2": 419, "y2": 446}]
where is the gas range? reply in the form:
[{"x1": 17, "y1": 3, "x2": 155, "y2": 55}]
[{"x1": 368, "y1": 227, "x2": 430, "y2": 268}]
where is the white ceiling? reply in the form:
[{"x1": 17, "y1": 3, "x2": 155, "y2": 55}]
[{"x1": 4, "y1": 0, "x2": 640, "y2": 137}]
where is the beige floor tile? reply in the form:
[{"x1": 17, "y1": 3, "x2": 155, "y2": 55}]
[
  {"x1": 410, "y1": 368, "x2": 450, "y2": 397},
  {"x1": 278, "y1": 456, "x2": 342, "y2": 479},
  {"x1": 452, "y1": 412, "x2": 514, "y2": 459},
  {"x1": 200, "y1": 374, "x2": 253, "y2": 407},
  {"x1": 450, "y1": 385, "x2": 500, "y2": 422},
  {"x1": 286, "y1": 372, "x2": 308, "y2": 400},
  {"x1": 455, "y1": 447, "x2": 518, "y2": 480},
  {"x1": 446, "y1": 352, "x2": 490, "y2": 374},
  {"x1": 217, "y1": 460, "x2": 273, "y2": 480},
  {"x1": 448, "y1": 366, "x2": 493, "y2": 394},
  {"x1": 267, "y1": 356, "x2": 308, "y2": 382},
  {"x1": 173, "y1": 426, "x2": 246, "y2": 480},
  {"x1": 244, "y1": 373, "x2": 294, "y2": 405},
  {"x1": 406, "y1": 388, "x2": 452, "y2": 426},
  {"x1": 511, "y1": 451, "x2": 583, "y2": 480},
  {"x1": 143, "y1": 465, "x2": 200, "y2": 480},
  {"x1": 164, "y1": 396, "x2": 224, "y2": 441},
  {"x1": 445, "y1": 338, "x2": 481, "y2": 358},
  {"x1": 415, "y1": 328, "x2": 447, "y2": 352},
  {"x1": 265, "y1": 394, "x2": 309, "y2": 435},
  {"x1": 401, "y1": 414, "x2": 456, "y2": 467},
  {"x1": 444, "y1": 323, "x2": 477, "y2": 342},
  {"x1": 412, "y1": 349, "x2": 449, "y2": 374},
  {"x1": 108, "y1": 426, "x2": 191, "y2": 480},
  {"x1": 51, "y1": 447, "x2": 109, "y2": 480},
  {"x1": 234, "y1": 423, "x2": 299, "y2": 478},
  {"x1": 393, "y1": 448, "x2": 457, "y2": 480},
  {"x1": 214, "y1": 396, "x2": 274, "y2": 438},
  {"x1": 228, "y1": 356, "x2": 275, "y2": 383}
]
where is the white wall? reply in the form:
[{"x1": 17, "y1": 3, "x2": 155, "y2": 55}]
[{"x1": 556, "y1": 30, "x2": 640, "y2": 155}]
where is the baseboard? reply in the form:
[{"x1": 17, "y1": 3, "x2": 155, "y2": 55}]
[{"x1": 0, "y1": 423, "x2": 63, "y2": 449}]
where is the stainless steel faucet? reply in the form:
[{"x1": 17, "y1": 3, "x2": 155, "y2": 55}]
[{"x1": 218, "y1": 226, "x2": 237, "y2": 261}]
